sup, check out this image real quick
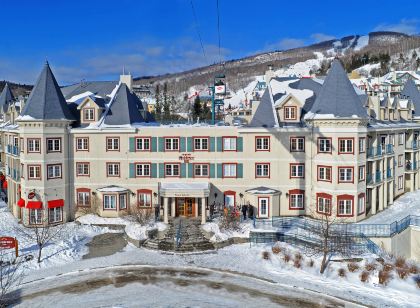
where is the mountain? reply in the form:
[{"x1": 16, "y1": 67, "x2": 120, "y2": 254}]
[
  {"x1": 0, "y1": 81, "x2": 32, "y2": 97},
  {"x1": 133, "y1": 31, "x2": 420, "y2": 96}
]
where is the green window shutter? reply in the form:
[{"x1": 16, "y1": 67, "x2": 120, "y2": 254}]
[
  {"x1": 188, "y1": 163, "x2": 193, "y2": 178},
  {"x1": 129, "y1": 137, "x2": 135, "y2": 152},
  {"x1": 217, "y1": 137, "x2": 223, "y2": 152},
  {"x1": 129, "y1": 163, "x2": 135, "y2": 178},
  {"x1": 151, "y1": 163, "x2": 157, "y2": 178},
  {"x1": 217, "y1": 163, "x2": 223, "y2": 178},
  {"x1": 159, "y1": 163, "x2": 165, "y2": 178},
  {"x1": 210, "y1": 163, "x2": 215, "y2": 178},
  {"x1": 151, "y1": 137, "x2": 158, "y2": 152},
  {"x1": 158, "y1": 137, "x2": 165, "y2": 152},
  {"x1": 187, "y1": 137, "x2": 193, "y2": 152},
  {"x1": 237, "y1": 137, "x2": 243, "y2": 152},
  {"x1": 181, "y1": 163, "x2": 187, "y2": 178},
  {"x1": 209, "y1": 137, "x2": 215, "y2": 152},
  {"x1": 180, "y1": 137, "x2": 186, "y2": 152},
  {"x1": 237, "y1": 163, "x2": 243, "y2": 178}
]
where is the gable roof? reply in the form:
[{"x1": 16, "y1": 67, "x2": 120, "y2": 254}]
[
  {"x1": 400, "y1": 79, "x2": 420, "y2": 113},
  {"x1": 61, "y1": 81, "x2": 119, "y2": 99},
  {"x1": 306, "y1": 59, "x2": 368, "y2": 119},
  {"x1": 0, "y1": 83, "x2": 14, "y2": 113},
  {"x1": 249, "y1": 88, "x2": 277, "y2": 128},
  {"x1": 103, "y1": 83, "x2": 146, "y2": 125},
  {"x1": 20, "y1": 62, "x2": 75, "y2": 121}
]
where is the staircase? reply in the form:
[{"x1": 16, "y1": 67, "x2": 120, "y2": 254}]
[{"x1": 143, "y1": 217, "x2": 215, "y2": 252}]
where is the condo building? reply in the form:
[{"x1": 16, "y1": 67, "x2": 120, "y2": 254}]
[{"x1": 2, "y1": 59, "x2": 420, "y2": 227}]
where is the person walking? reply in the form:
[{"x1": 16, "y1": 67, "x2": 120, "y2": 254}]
[
  {"x1": 154, "y1": 203, "x2": 160, "y2": 222},
  {"x1": 210, "y1": 202, "x2": 215, "y2": 220},
  {"x1": 241, "y1": 204, "x2": 248, "y2": 221}
]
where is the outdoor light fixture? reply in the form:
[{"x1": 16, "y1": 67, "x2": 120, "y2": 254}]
[
  {"x1": 285, "y1": 193, "x2": 289, "y2": 197},
  {"x1": 92, "y1": 191, "x2": 96, "y2": 196},
  {"x1": 239, "y1": 193, "x2": 244, "y2": 198},
  {"x1": 153, "y1": 192, "x2": 158, "y2": 197}
]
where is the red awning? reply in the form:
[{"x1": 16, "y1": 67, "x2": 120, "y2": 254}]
[
  {"x1": 26, "y1": 201, "x2": 42, "y2": 209},
  {"x1": 17, "y1": 198, "x2": 25, "y2": 207},
  {"x1": 47, "y1": 199, "x2": 64, "y2": 208}
]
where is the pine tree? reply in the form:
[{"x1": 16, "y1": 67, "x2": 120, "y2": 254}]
[
  {"x1": 154, "y1": 84, "x2": 161, "y2": 120},
  {"x1": 162, "y1": 82, "x2": 170, "y2": 120},
  {"x1": 202, "y1": 101, "x2": 210, "y2": 120},
  {"x1": 193, "y1": 95, "x2": 202, "y2": 120}
]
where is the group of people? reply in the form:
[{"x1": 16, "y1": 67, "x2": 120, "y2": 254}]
[{"x1": 0, "y1": 172, "x2": 7, "y2": 202}]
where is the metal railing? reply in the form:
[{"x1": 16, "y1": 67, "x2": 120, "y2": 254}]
[
  {"x1": 367, "y1": 146, "x2": 383, "y2": 158},
  {"x1": 406, "y1": 140, "x2": 418, "y2": 150},
  {"x1": 386, "y1": 168, "x2": 393, "y2": 179},
  {"x1": 385, "y1": 144, "x2": 394, "y2": 155},
  {"x1": 405, "y1": 161, "x2": 418, "y2": 171}
]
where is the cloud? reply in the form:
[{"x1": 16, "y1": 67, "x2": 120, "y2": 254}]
[
  {"x1": 266, "y1": 38, "x2": 306, "y2": 51},
  {"x1": 310, "y1": 33, "x2": 336, "y2": 42},
  {"x1": 374, "y1": 18, "x2": 419, "y2": 35}
]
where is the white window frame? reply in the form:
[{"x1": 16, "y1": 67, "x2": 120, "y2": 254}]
[
  {"x1": 284, "y1": 106, "x2": 296, "y2": 120},
  {"x1": 223, "y1": 164, "x2": 237, "y2": 178},
  {"x1": 28, "y1": 165, "x2": 41, "y2": 179},
  {"x1": 30, "y1": 209, "x2": 43, "y2": 225},
  {"x1": 223, "y1": 137, "x2": 237, "y2": 151},
  {"x1": 136, "y1": 163, "x2": 151, "y2": 177},
  {"x1": 256, "y1": 137, "x2": 270, "y2": 151},
  {"x1": 136, "y1": 137, "x2": 150, "y2": 151},
  {"x1": 338, "y1": 167, "x2": 353, "y2": 183},
  {"x1": 358, "y1": 166, "x2": 365, "y2": 181},
  {"x1": 194, "y1": 164, "x2": 209, "y2": 177},
  {"x1": 256, "y1": 163, "x2": 270, "y2": 177},
  {"x1": 398, "y1": 133, "x2": 404, "y2": 145},
  {"x1": 47, "y1": 138, "x2": 61, "y2": 153},
  {"x1": 398, "y1": 175, "x2": 404, "y2": 190},
  {"x1": 83, "y1": 108, "x2": 95, "y2": 121},
  {"x1": 27, "y1": 139, "x2": 40, "y2": 153},
  {"x1": 165, "y1": 164, "x2": 180, "y2": 177},
  {"x1": 76, "y1": 163, "x2": 89, "y2": 176},
  {"x1": 317, "y1": 197, "x2": 331, "y2": 214},
  {"x1": 290, "y1": 137, "x2": 304, "y2": 152},
  {"x1": 338, "y1": 199, "x2": 352, "y2": 216},
  {"x1": 165, "y1": 138, "x2": 179, "y2": 151},
  {"x1": 318, "y1": 138, "x2": 331, "y2": 153},
  {"x1": 104, "y1": 195, "x2": 117, "y2": 210},
  {"x1": 258, "y1": 197, "x2": 269, "y2": 218},
  {"x1": 359, "y1": 138, "x2": 365, "y2": 153},
  {"x1": 290, "y1": 164, "x2": 304, "y2": 178},
  {"x1": 358, "y1": 195, "x2": 365, "y2": 215},
  {"x1": 106, "y1": 138, "x2": 119, "y2": 151},
  {"x1": 318, "y1": 166, "x2": 331, "y2": 181},
  {"x1": 77, "y1": 192, "x2": 90, "y2": 206},
  {"x1": 339, "y1": 139, "x2": 353, "y2": 153},
  {"x1": 47, "y1": 164, "x2": 62, "y2": 179},
  {"x1": 76, "y1": 137, "x2": 89, "y2": 151},
  {"x1": 193, "y1": 138, "x2": 209, "y2": 151},
  {"x1": 107, "y1": 163, "x2": 120, "y2": 177},
  {"x1": 290, "y1": 194, "x2": 304, "y2": 209},
  {"x1": 138, "y1": 192, "x2": 152, "y2": 207},
  {"x1": 119, "y1": 194, "x2": 127, "y2": 210},
  {"x1": 49, "y1": 207, "x2": 62, "y2": 223}
]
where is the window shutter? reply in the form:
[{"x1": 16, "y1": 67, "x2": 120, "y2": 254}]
[
  {"x1": 158, "y1": 137, "x2": 165, "y2": 152},
  {"x1": 187, "y1": 137, "x2": 193, "y2": 152},
  {"x1": 217, "y1": 137, "x2": 223, "y2": 152},
  {"x1": 237, "y1": 137, "x2": 243, "y2": 152},
  {"x1": 159, "y1": 163, "x2": 165, "y2": 178},
  {"x1": 209, "y1": 137, "x2": 215, "y2": 152},
  {"x1": 188, "y1": 163, "x2": 193, "y2": 178},
  {"x1": 237, "y1": 163, "x2": 243, "y2": 178},
  {"x1": 151, "y1": 137, "x2": 158, "y2": 152},
  {"x1": 217, "y1": 163, "x2": 223, "y2": 178},
  {"x1": 151, "y1": 163, "x2": 157, "y2": 178},
  {"x1": 129, "y1": 137, "x2": 135, "y2": 152},
  {"x1": 180, "y1": 137, "x2": 186, "y2": 152},
  {"x1": 129, "y1": 163, "x2": 135, "y2": 178},
  {"x1": 210, "y1": 163, "x2": 215, "y2": 178},
  {"x1": 181, "y1": 163, "x2": 187, "y2": 178}
]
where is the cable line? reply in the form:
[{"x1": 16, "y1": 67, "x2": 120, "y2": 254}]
[{"x1": 190, "y1": 0, "x2": 207, "y2": 63}]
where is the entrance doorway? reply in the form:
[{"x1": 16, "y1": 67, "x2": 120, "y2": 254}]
[{"x1": 176, "y1": 198, "x2": 195, "y2": 217}]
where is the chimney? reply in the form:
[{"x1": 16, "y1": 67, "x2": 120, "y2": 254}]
[
  {"x1": 120, "y1": 71, "x2": 133, "y2": 90},
  {"x1": 264, "y1": 64, "x2": 275, "y2": 84}
]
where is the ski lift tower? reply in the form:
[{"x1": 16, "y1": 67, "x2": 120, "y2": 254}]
[{"x1": 210, "y1": 74, "x2": 226, "y2": 125}]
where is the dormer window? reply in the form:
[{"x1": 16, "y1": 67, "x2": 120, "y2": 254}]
[
  {"x1": 83, "y1": 108, "x2": 95, "y2": 122},
  {"x1": 284, "y1": 106, "x2": 297, "y2": 120}
]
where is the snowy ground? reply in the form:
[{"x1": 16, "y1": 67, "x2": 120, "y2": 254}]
[{"x1": 202, "y1": 218, "x2": 251, "y2": 242}]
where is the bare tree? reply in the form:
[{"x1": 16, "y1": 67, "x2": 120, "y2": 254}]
[
  {"x1": 0, "y1": 250, "x2": 25, "y2": 307},
  {"x1": 129, "y1": 204, "x2": 154, "y2": 225}
]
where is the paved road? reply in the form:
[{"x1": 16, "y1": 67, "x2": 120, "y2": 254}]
[{"x1": 9, "y1": 265, "x2": 363, "y2": 308}]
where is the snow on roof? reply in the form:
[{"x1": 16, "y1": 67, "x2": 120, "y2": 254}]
[
  {"x1": 67, "y1": 91, "x2": 94, "y2": 103},
  {"x1": 245, "y1": 186, "x2": 280, "y2": 195},
  {"x1": 97, "y1": 185, "x2": 129, "y2": 192},
  {"x1": 270, "y1": 78, "x2": 313, "y2": 107}
]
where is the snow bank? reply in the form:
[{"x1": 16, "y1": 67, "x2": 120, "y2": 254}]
[
  {"x1": 202, "y1": 220, "x2": 251, "y2": 242},
  {"x1": 77, "y1": 214, "x2": 130, "y2": 226}
]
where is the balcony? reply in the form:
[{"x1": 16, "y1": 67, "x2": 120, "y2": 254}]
[
  {"x1": 6, "y1": 145, "x2": 20, "y2": 157},
  {"x1": 405, "y1": 140, "x2": 419, "y2": 152},
  {"x1": 367, "y1": 170, "x2": 383, "y2": 186},
  {"x1": 367, "y1": 146, "x2": 383, "y2": 159},
  {"x1": 405, "y1": 161, "x2": 418, "y2": 173},
  {"x1": 385, "y1": 144, "x2": 394, "y2": 155},
  {"x1": 386, "y1": 168, "x2": 393, "y2": 180}
]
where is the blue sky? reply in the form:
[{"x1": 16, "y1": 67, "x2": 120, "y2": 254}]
[{"x1": 1, "y1": 0, "x2": 419, "y2": 84}]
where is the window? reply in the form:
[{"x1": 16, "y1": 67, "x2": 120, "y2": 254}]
[
  {"x1": 256, "y1": 137, "x2": 270, "y2": 151},
  {"x1": 194, "y1": 138, "x2": 209, "y2": 151},
  {"x1": 104, "y1": 195, "x2": 117, "y2": 210},
  {"x1": 119, "y1": 194, "x2": 127, "y2": 210},
  {"x1": 290, "y1": 137, "x2": 304, "y2": 152},
  {"x1": 194, "y1": 164, "x2": 209, "y2": 177},
  {"x1": 136, "y1": 163, "x2": 151, "y2": 177},
  {"x1": 30, "y1": 209, "x2": 42, "y2": 225},
  {"x1": 47, "y1": 164, "x2": 62, "y2": 179},
  {"x1": 289, "y1": 190, "x2": 304, "y2": 209},
  {"x1": 107, "y1": 163, "x2": 120, "y2": 177},
  {"x1": 318, "y1": 166, "x2": 332, "y2": 182},
  {"x1": 76, "y1": 163, "x2": 90, "y2": 176},
  {"x1": 138, "y1": 190, "x2": 152, "y2": 207},
  {"x1": 76, "y1": 137, "x2": 89, "y2": 151},
  {"x1": 28, "y1": 165, "x2": 41, "y2": 180},
  {"x1": 284, "y1": 106, "x2": 297, "y2": 120},
  {"x1": 290, "y1": 164, "x2": 304, "y2": 178},
  {"x1": 83, "y1": 108, "x2": 95, "y2": 121},
  {"x1": 223, "y1": 164, "x2": 237, "y2": 178},
  {"x1": 136, "y1": 137, "x2": 150, "y2": 151},
  {"x1": 165, "y1": 138, "x2": 179, "y2": 151},
  {"x1": 224, "y1": 191, "x2": 235, "y2": 206},
  {"x1": 358, "y1": 166, "x2": 365, "y2": 181},
  {"x1": 398, "y1": 133, "x2": 404, "y2": 145},
  {"x1": 398, "y1": 155, "x2": 404, "y2": 167},
  {"x1": 338, "y1": 138, "x2": 353, "y2": 154},
  {"x1": 49, "y1": 207, "x2": 62, "y2": 223},
  {"x1": 258, "y1": 197, "x2": 269, "y2": 218},
  {"x1": 359, "y1": 138, "x2": 366, "y2": 153},
  {"x1": 398, "y1": 176, "x2": 404, "y2": 190},
  {"x1": 20, "y1": 137, "x2": 24, "y2": 152},
  {"x1": 47, "y1": 138, "x2": 61, "y2": 153},
  {"x1": 255, "y1": 163, "x2": 270, "y2": 178},
  {"x1": 27, "y1": 138, "x2": 40, "y2": 153},
  {"x1": 389, "y1": 134, "x2": 395, "y2": 146},
  {"x1": 338, "y1": 167, "x2": 353, "y2": 183},
  {"x1": 338, "y1": 196, "x2": 353, "y2": 216},
  {"x1": 317, "y1": 193, "x2": 331, "y2": 215},
  {"x1": 223, "y1": 137, "x2": 237, "y2": 151},
  {"x1": 106, "y1": 137, "x2": 119, "y2": 151},
  {"x1": 358, "y1": 194, "x2": 365, "y2": 215},
  {"x1": 165, "y1": 163, "x2": 180, "y2": 177},
  {"x1": 20, "y1": 163, "x2": 24, "y2": 179},
  {"x1": 77, "y1": 190, "x2": 90, "y2": 207},
  {"x1": 318, "y1": 138, "x2": 332, "y2": 153}
]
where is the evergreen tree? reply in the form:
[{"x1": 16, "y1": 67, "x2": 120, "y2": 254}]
[
  {"x1": 202, "y1": 101, "x2": 210, "y2": 120},
  {"x1": 193, "y1": 95, "x2": 202, "y2": 120},
  {"x1": 162, "y1": 82, "x2": 170, "y2": 120},
  {"x1": 154, "y1": 84, "x2": 161, "y2": 120}
]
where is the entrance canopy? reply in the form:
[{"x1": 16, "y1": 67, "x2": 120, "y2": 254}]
[
  {"x1": 245, "y1": 186, "x2": 281, "y2": 195},
  {"x1": 159, "y1": 182, "x2": 210, "y2": 198},
  {"x1": 97, "y1": 185, "x2": 130, "y2": 193}
]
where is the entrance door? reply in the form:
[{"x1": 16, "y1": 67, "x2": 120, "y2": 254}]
[
  {"x1": 258, "y1": 197, "x2": 269, "y2": 218},
  {"x1": 176, "y1": 198, "x2": 195, "y2": 217}
]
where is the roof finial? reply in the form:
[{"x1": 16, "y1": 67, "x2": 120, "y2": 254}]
[{"x1": 123, "y1": 65, "x2": 125, "y2": 75}]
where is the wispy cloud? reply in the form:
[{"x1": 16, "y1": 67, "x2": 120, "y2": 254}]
[
  {"x1": 373, "y1": 18, "x2": 419, "y2": 35},
  {"x1": 310, "y1": 33, "x2": 336, "y2": 43}
]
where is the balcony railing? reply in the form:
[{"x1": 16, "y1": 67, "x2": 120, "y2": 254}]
[
  {"x1": 386, "y1": 168, "x2": 392, "y2": 179},
  {"x1": 385, "y1": 144, "x2": 394, "y2": 155},
  {"x1": 376, "y1": 170, "x2": 382, "y2": 183},
  {"x1": 406, "y1": 140, "x2": 418, "y2": 151},
  {"x1": 405, "y1": 161, "x2": 418, "y2": 171},
  {"x1": 367, "y1": 146, "x2": 383, "y2": 158},
  {"x1": 367, "y1": 171, "x2": 383, "y2": 185},
  {"x1": 6, "y1": 145, "x2": 20, "y2": 156}
]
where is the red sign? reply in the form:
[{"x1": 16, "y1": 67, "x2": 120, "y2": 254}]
[
  {"x1": 0, "y1": 237, "x2": 16, "y2": 249},
  {"x1": 28, "y1": 192, "x2": 35, "y2": 199},
  {"x1": 179, "y1": 153, "x2": 194, "y2": 163}
]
